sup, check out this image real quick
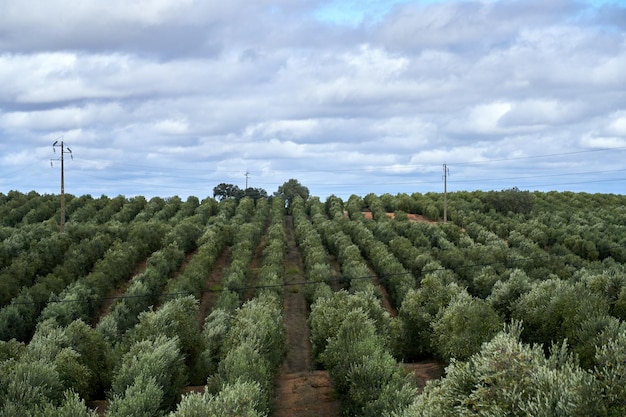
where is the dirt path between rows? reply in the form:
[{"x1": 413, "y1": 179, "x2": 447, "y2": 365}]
[
  {"x1": 272, "y1": 216, "x2": 340, "y2": 417},
  {"x1": 95, "y1": 256, "x2": 150, "y2": 324},
  {"x1": 243, "y1": 234, "x2": 267, "y2": 302},
  {"x1": 197, "y1": 246, "x2": 231, "y2": 327}
]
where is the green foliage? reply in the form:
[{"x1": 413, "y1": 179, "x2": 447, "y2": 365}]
[
  {"x1": 111, "y1": 336, "x2": 186, "y2": 412},
  {"x1": 431, "y1": 292, "x2": 503, "y2": 362},
  {"x1": 275, "y1": 179, "x2": 309, "y2": 209},
  {"x1": 396, "y1": 323, "x2": 600, "y2": 417},
  {"x1": 199, "y1": 292, "x2": 284, "y2": 415},
  {"x1": 0, "y1": 391, "x2": 98, "y2": 417},
  {"x1": 221, "y1": 294, "x2": 285, "y2": 372},
  {"x1": 512, "y1": 279, "x2": 609, "y2": 350},
  {"x1": 485, "y1": 187, "x2": 534, "y2": 215},
  {"x1": 0, "y1": 339, "x2": 25, "y2": 362},
  {"x1": 25, "y1": 319, "x2": 110, "y2": 399},
  {"x1": 0, "y1": 359, "x2": 65, "y2": 409},
  {"x1": 213, "y1": 183, "x2": 243, "y2": 201},
  {"x1": 309, "y1": 290, "x2": 391, "y2": 363},
  {"x1": 217, "y1": 343, "x2": 272, "y2": 407},
  {"x1": 171, "y1": 380, "x2": 265, "y2": 417},
  {"x1": 487, "y1": 269, "x2": 532, "y2": 319},
  {"x1": 198, "y1": 308, "x2": 232, "y2": 376},
  {"x1": 106, "y1": 374, "x2": 164, "y2": 417},
  {"x1": 396, "y1": 275, "x2": 463, "y2": 359},
  {"x1": 594, "y1": 327, "x2": 626, "y2": 416},
  {"x1": 320, "y1": 309, "x2": 415, "y2": 417},
  {"x1": 3, "y1": 190, "x2": 626, "y2": 415},
  {"x1": 125, "y1": 296, "x2": 202, "y2": 376}
]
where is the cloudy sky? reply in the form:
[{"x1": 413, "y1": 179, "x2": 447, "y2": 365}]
[{"x1": 1, "y1": 0, "x2": 625, "y2": 200}]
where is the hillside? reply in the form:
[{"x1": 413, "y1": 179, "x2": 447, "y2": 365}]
[{"x1": 0, "y1": 190, "x2": 625, "y2": 416}]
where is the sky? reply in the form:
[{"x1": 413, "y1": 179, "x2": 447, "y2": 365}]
[{"x1": 1, "y1": 0, "x2": 625, "y2": 200}]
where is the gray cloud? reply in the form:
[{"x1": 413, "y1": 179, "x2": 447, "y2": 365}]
[{"x1": 1, "y1": 0, "x2": 625, "y2": 199}]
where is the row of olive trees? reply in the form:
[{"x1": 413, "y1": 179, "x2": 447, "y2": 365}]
[
  {"x1": 0, "y1": 194, "x2": 211, "y2": 342},
  {"x1": 395, "y1": 322, "x2": 626, "y2": 417},
  {"x1": 291, "y1": 196, "x2": 335, "y2": 302},
  {"x1": 171, "y1": 293, "x2": 285, "y2": 416},
  {"x1": 104, "y1": 295, "x2": 201, "y2": 415},
  {"x1": 0, "y1": 226, "x2": 72, "y2": 306},
  {"x1": 0, "y1": 231, "x2": 116, "y2": 342},
  {"x1": 37, "y1": 221, "x2": 169, "y2": 328},
  {"x1": 221, "y1": 198, "x2": 269, "y2": 293},
  {"x1": 301, "y1": 196, "x2": 418, "y2": 416},
  {"x1": 255, "y1": 197, "x2": 287, "y2": 297},
  {"x1": 163, "y1": 200, "x2": 235, "y2": 298},
  {"x1": 357, "y1": 191, "x2": 626, "y2": 415},
  {"x1": 309, "y1": 291, "x2": 415, "y2": 416},
  {"x1": 0, "y1": 319, "x2": 107, "y2": 416},
  {"x1": 97, "y1": 199, "x2": 214, "y2": 344}
]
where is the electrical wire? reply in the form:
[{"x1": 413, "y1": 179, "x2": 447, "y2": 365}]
[{"x1": 9, "y1": 242, "x2": 626, "y2": 306}]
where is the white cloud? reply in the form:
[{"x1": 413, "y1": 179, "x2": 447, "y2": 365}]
[
  {"x1": 607, "y1": 113, "x2": 626, "y2": 136},
  {"x1": 1, "y1": 0, "x2": 625, "y2": 198}
]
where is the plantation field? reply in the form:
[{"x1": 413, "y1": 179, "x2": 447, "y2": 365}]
[{"x1": 1, "y1": 189, "x2": 626, "y2": 416}]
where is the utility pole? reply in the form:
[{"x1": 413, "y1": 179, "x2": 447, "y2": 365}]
[
  {"x1": 51, "y1": 138, "x2": 72, "y2": 233},
  {"x1": 443, "y1": 163, "x2": 449, "y2": 223}
]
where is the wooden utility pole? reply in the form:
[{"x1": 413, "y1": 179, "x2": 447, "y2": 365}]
[
  {"x1": 443, "y1": 163, "x2": 449, "y2": 223},
  {"x1": 52, "y1": 139, "x2": 72, "y2": 233}
]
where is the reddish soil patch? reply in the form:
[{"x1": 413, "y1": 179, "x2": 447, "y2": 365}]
[
  {"x1": 367, "y1": 265, "x2": 397, "y2": 317},
  {"x1": 274, "y1": 371, "x2": 338, "y2": 417},
  {"x1": 197, "y1": 246, "x2": 231, "y2": 327},
  {"x1": 403, "y1": 361, "x2": 446, "y2": 392},
  {"x1": 89, "y1": 400, "x2": 107, "y2": 417},
  {"x1": 361, "y1": 211, "x2": 437, "y2": 224},
  {"x1": 273, "y1": 216, "x2": 340, "y2": 417}
]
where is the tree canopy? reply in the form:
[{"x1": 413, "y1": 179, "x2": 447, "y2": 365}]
[
  {"x1": 485, "y1": 187, "x2": 534, "y2": 214},
  {"x1": 274, "y1": 179, "x2": 309, "y2": 208},
  {"x1": 213, "y1": 183, "x2": 267, "y2": 202}
]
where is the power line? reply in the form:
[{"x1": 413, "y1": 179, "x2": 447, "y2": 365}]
[
  {"x1": 9, "y1": 242, "x2": 626, "y2": 307},
  {"x1": 75, "y1": 145, "x2": 626, "y2": 175}
]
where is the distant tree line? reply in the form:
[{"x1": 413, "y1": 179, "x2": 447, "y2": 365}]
[
  {"x1": 213, "y1": 178, "x2": 309, "y2": 209},
  {"x1": 212, "y1": 183, "x2": 267, "y2": 202}
]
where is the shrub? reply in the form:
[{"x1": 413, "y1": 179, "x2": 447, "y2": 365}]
[
  {"x1": 111, "y1": 336, "x2": 186, "y2": 412},
  {"x1": 0, "y1": 359, "x2": 65, "y2": 409},
  {"x1": 594, "y1": 327, "x2": 626, "y2": 416},
  {"x1": 125, "y1": 296, "x2": 203, "y2": 375},
  {"x1": 309, "y1": 290, "x2": 391, "y2": 363},
  {"x1": 221, "y1": 294, "x2": 285, "y2": 372},
  {"x1": 320, "y1": 309, "x2": 415, "y2": 417},
  {"x1": 487, "y1": 269, "x2": 532, "y2": 319},
  {"x1": 431, "y1": 291, "x2": 503, "y2": 362},
  {"x1": 106, "y1": 374, "x2": 164, "y2": 417},
  {"x1": 171, "y1": 380, "x2": 265, "y2": 417},
  {"x1": 396, "y1": 276, "x2": 462, "y2": 359},
  {"x1": 512, "y1": 279, "x2": 609, "y2": 349},
  {"x1": 396, "y1": 323, "x2": 600, "y2": 417}
]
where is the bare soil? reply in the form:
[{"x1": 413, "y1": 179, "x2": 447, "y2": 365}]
[
  {"x1": 367, "y1": 264, "x2": 397, "y2": 317},
  {"x1": 197, "y1": 246, "x2": 231, "y2": 327},
  {"x1": 404, "y1": 361, "x2": 446, "y2": 392},
  {"x1": 90, "y1": 214, "x2": 445, "y2": 417},
  {"x1": 272, "y1": 216, "x2": 340, "y2": 417},
  {"x1": 361, "y1": 211, "x2": 437, "y2": 224},
  {"x1": 243, "y1": 234, "x2": 267, "y2": 302},
  {"x1": 95, "y1": 256, "x2": 150, "y2": 323}
]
